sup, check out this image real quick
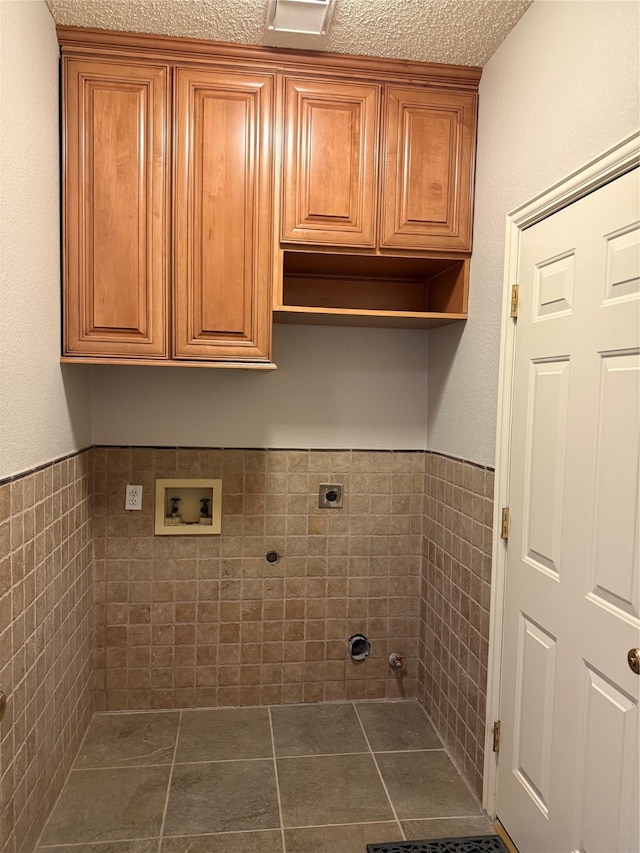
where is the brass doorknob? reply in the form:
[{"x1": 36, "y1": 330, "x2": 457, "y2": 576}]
[{"x1": 628, "y1": 649, "x2": 640, "y2": 675}]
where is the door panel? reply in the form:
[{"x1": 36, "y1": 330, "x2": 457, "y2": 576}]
[
  {"x1": 604, "y1": 223, "x2": 640, "y2": 301},
  {"x1": 591, "y1": 353, "x2": 639, "y2": 618},
  {"x1": 63, "y1": 59, "x2": 169, "y2": 357},
  {"x1": 533, "y1": 252, "x2": 575, "y2": 319},
  {"x1": 174, "y1": 68, "x2": 273, "y2": 360},
  {"x1": 381, "y1": 87, "x2": 476, "y2": 251},
  {"x1": 577, "y1": 664, "x2": 639, "y2": 853},
  {"x1": 523, "y1": 359, "x2": 570, "y2": 577},
  {"x1": 513, "y1": 615, "x2": 557, "y2": 816},
  {"x1": 281, "y1": 77, "x2": 380, "y2": 246},
  {"x1": 497, "y1": 167, "x2": 640, "y2": 853}
]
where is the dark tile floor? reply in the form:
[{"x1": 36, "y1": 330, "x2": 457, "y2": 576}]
[{"x1": 37, "y1": 701, "x2": 494, "y2": 853}]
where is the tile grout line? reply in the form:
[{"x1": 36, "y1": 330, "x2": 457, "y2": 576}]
[
  {"x1": 73, "y1": 762, "x2": 175, "y2": 771},
  {"x1": 35, "y1": 813, "x2": 490, "y2": 849},
  {"x1": 156, "y1": 709, "x2": 183, "y2": 853},
  {"x1": 276, "y1": 747, "x2": 446, "y2": 759},
  {"x1": 282, "y1": 820, "x2": 403, "y2": 832},
  {"x1": 32, "y1": 707, "x2": 104, "y2": 851},
  {"x1": 73, "y1": 754, "x2": 289, "y2": 771},
  {"x1": 352, "y1": 702, "x2": 406, "y2": 843},
  {"x1": 38, "y1": 838, "x2": 160, "y2": 849},
  {"x1": 267, "y1": 705, "x2": 287, "y2": 853},
  {"x1": 414, "y1": 698, "x2": 487, "y2": 815},
  {"x1": 405, "y1": 814, "x2": 493, "y2": 822},
  {"x1": 68, "y1": 747, "x2": 448, "y2": 774}
]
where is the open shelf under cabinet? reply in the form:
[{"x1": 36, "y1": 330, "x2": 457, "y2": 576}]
[{"x1": 274, "y1": 251, "x2": 469, "y2": 329}]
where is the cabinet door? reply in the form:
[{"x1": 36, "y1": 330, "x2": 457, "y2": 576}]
[
  {"x1": 282, "y1": 78, "x2": 380, "y2": 247},
  {"x1": 63, "y1": 59, "x2": 169, "y2": 357},
  {"x1": 381, "y1": 87, "x2": 477, "y2": 252},
  {"x1": 174, "y1": 68, "x2": 273, "y2": 360}
]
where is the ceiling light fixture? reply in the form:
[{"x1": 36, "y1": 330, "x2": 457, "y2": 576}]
[{"x1": 265, "y1": 0, "x2": 337, "y2": 35}]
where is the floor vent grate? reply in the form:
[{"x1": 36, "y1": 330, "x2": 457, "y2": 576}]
[{"x1": 366, "y1": 835, "x2": 510, "y2": 853}]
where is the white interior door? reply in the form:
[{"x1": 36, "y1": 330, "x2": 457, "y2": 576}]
[{"x1": 497, "y1": 167, "x2": 640, "y2": 853}]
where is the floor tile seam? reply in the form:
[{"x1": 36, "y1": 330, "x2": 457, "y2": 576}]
[
  {"x1": 70, "y1": 762, "x2": 175, "y2": 771},
  {"x1": 154, "y1": 810, "x2": 487, "y2": 834},
  {"x1": 35, "y1": 817, "x2": 491, "y2": 849},
  {"x1": 283, "y1": 819, "x2": 404, "y2": 831},
  {"x1": 156, "y1": 818, "x2": 433, "y2": 837},
  {"x1": 33, "y1": 709, "x2": 102, "y2": 851},
  {"x1": 162, "y1": 824, "x2": 281, "y2": 839},
  {"x1": 410, "y1": 699, "x2": 484, "y2": 809},
  {"x1": 91, "y1": 710, "x2": 181, "y2": 718},
  {"x1": 273, "y1": 699, "x2": 391, "y2": 712},
  {"x1": 422, "y1": 730, "x2": 485, "y2": 811},
  {"x1": 72, "y1": 754, "x2": 286, "y2": 771},
  {"x1": 411, "y1": 699, "x2": 452, "y2": 754},
  {"x1": 267, "y1": 705, "x2": 287, "y2": 853},
  {"x1": 157, "y1": 708, "x2": 183, "y2": 852},
  {"x1": 373, "y1": 748, "x2": 446, "y2": 755},
  {"x1": 37, "y1": 838, "x2": 161, "y2": 849},
  {"x1": 401, "y1": 814, "x2": 492, "y2": 822},
  {"x1": 54, "y1": 749, "x2": 440, "y2": 772},
  {"x1": 173, "y1": 755, "x2": 276, "y2": 766},
  {"x1": 159, "y1": 828, "x2": 282, "y2": 839},
  {"x1": 92, "y1": 700, "x2": 382, "y2": 719},
  {"x1": 352, "y1": 704, "x2": 406, "y2": 842},
  {"x1": 274, "y1": 749, "x2": 372, "y2": 760},
  {"x1": 71, "y1": 713, "x2": 119, "y2": 769},
  {"x1": 272, "y1": 748, "x2": 445, "y2": 760}
]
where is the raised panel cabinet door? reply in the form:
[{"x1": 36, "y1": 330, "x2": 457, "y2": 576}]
[
  {"x1": 381, "y1": 87, "x2": 477, "y2": 252},
  {"x1": 63, "y1": 58, "x2": 169, "y2": 357},
  {"x1": 174, "y1": 68, "x2": 274, "y2": 361},
  {"x1": 282, "y1": 77, "x2": 380, "y2": 247}
]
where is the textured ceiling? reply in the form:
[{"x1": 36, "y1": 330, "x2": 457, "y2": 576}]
[{"x1": 46, "y1": 0, "x2": 533, "y2": 67}]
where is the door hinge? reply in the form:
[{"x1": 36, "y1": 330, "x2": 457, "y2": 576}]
[
  {"x1": 510, "y1": 284, "x2": 519, "y2": 319},
  {"x1": 500, "y1": 507, "x2": 510, "y2": 540},
  {"x1": 493, "y1": 720, "x2": 501, "y2": 752}
]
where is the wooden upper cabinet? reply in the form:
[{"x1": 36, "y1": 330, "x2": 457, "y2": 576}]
[
  {"x1": 62, "y1": 58, "x2": 169, "y2": 357},
  {"x1": 281, "y1": 78, "x2": 380, "y2": 247},
  {"x1": 173, "y1": 68, "x2": 274, "y2": 360},
  {"x1": 281, "y1": 78, "x2": 477, "y2": 254},
  {"x1": 58, "y1": 28, "x2": 481, "y2": 348},
  {"x1": 381, "y1": 87, "x2": 477, "y2": 252}
]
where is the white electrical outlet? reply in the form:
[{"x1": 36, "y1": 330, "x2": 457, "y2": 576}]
[{"x1": 125, "y1": 484, "x2": 143, "y2": 511}]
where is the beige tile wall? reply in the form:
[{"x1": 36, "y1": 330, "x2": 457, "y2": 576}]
[
  {"x1": 0, "y1": 444, "x2": 495, "y2": 853},
  {"x1": 418, "y1": 453, "x2": 494, "y2": 796},
  {"x1": 0, "y1": 451, "x2": 94, "y2": 853},
  {"x1": 93, "y1": 448, "x2": 425, "y2": 711}
]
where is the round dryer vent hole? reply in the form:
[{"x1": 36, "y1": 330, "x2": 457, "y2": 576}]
[
  {"x1": 319, "y1": 484, "x2": 343, "y2": 508},
  {"x1": 348, "y1": 633, "x2": 370, "y2": 661}
]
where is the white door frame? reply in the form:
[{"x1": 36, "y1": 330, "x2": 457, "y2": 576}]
[{"x1": 482, "y1": 129, "x2": 640, "y2": 818}]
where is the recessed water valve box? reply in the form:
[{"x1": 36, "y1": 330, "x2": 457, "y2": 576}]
[{"x1": 155, "y1": 479, "x2": 222, "y2": 535}]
